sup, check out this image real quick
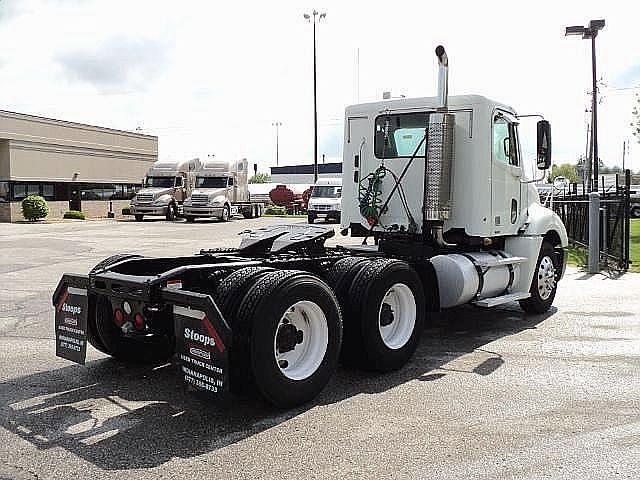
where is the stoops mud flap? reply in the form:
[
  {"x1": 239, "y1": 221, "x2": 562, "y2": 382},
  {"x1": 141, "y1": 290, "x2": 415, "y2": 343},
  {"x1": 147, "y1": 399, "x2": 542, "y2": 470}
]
[
  {"x1": 160, "y1": 287, "x2": 232, "y2": 399},
  {"x1": 52, "y1": 274, "x2": 90, "y2": 365}
]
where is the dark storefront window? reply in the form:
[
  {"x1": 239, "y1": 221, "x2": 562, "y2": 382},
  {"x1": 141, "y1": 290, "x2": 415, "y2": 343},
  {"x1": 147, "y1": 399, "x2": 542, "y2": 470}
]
[
  {"x1": 0, "y1": 182, "x2": 8, "y2": 202},
  {"x1": 8, "y1": 182, "x2": 141, "y2": 201}
]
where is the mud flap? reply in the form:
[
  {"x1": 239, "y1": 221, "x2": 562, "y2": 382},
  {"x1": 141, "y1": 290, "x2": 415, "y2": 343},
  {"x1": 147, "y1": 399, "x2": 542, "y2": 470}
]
[
  {"x1": 160, "y1": 288, "x2": 231, "y2": 398},
  {"x1": 52, "y1": 274, "x2": 90, "y2": 365}
]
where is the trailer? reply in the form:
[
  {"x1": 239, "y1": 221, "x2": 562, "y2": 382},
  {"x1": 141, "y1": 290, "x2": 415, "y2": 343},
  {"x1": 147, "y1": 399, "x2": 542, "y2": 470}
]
[{"x1": 53, "y1": 46, "x2": 567, "y2": 408}]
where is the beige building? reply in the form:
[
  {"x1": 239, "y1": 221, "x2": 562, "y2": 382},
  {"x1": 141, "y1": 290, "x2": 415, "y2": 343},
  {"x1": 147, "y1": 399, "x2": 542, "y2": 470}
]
[{"x1": 0, "y1": 109, "x2": 157, "y2": 222}]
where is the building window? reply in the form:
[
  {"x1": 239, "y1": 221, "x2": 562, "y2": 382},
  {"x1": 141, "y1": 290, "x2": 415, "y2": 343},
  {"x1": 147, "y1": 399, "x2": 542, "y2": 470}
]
[
  {"x1": 0, "y1": 182, "x2": 8, "y2": 202},
  {"x1": 27, "y1": 184, "x2": 40, "y2": 196},
  {"x1": 42, "y1": 184, "x2": 54, "y2": 199},
  {"x1": 13, "y1": 184, "x2": 26, "y2": 199}
]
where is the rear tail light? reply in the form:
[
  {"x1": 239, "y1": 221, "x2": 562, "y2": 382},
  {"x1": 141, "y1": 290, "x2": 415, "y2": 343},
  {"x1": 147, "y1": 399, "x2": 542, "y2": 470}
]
[
  {"x1": 113, "y1": 309, "x2": 124, "y2": 326},
  {"x1": 134, "y1": 313, "x2": 145, "y2": 330}
]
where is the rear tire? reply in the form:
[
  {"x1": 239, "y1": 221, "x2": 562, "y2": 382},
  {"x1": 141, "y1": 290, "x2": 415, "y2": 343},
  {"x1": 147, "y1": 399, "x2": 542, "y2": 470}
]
[
  {"x1": 242, "y1": 205, "x2": 255, "y2": 219},
  {"x1": 185, "y1": 215, "x2": 195, "y2": 223},
  {"x1": 343, "y1": 259, "x2": 425, "y2": 372},
  {"x1": 134, "y1": 214, "x2": 144, "y2": 222},
  {"x1": 519, "y1": 241, "x2": 559, "y2": 314},
  {"x1": 632, "y1": 206, "x2": 640, "y2": 218},
  {"x1": 234, "y1": 270, "x2": 342, "y2": 407}
]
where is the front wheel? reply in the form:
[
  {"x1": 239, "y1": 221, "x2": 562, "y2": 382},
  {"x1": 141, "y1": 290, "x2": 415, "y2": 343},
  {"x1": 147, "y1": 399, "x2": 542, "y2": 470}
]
[
  {"x1": 220, "y1": 205, "x2": 230, "y2": 222},
  {"x1": 519, "y1": 241, "x2": 559, "y2": 314},
  {"x1": 307, "y1": 214, "x2": 315, "y2": 224},
  {"x1": 165, "y1": 204, "x2": 176, "y2": 221}
]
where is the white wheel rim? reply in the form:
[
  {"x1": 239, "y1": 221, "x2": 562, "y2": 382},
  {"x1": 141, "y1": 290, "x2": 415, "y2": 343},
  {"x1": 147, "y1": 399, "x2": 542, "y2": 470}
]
[
  {"x1": 537, "y1": 256, "x2": 556, "y2": 300},
  {"x1": 274, "y1": 300, "x2": 328, "y2": 381},
  {"x1": 378, "y1": 283, "x2": 416, "y2": 349}
]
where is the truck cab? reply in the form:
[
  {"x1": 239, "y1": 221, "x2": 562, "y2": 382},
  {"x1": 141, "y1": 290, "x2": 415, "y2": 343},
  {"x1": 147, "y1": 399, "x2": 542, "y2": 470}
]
[
  {"x1": 183, "y1": 158, "x2": 260, "y2": 222},
  {"x1": 307, "y1": 177, "x2": 342, "y2": 224},
  {"x1": 131, "y1": 158, "x2": 201, "y2": 221}
]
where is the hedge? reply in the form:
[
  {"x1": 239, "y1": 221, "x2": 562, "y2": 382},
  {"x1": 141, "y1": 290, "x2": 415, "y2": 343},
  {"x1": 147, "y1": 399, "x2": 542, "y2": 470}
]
[
  {"x1": 21, "y1": 195, "x2": 49, "y2": 221},
  {"x1": 63, "y1": 210, "x2": 85, "y2": 220}
]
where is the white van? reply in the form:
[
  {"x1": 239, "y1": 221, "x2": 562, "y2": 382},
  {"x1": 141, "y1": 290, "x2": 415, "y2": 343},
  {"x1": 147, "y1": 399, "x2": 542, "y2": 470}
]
[{"x1": 307, "y1": 177, "x2": 342, "y2": 224}]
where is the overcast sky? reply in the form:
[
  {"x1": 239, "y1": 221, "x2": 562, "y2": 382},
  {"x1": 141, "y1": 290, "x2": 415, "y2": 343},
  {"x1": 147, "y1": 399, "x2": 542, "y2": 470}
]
[{"x1": 0, "y1": 0, "x2": 638, "y2": 175}]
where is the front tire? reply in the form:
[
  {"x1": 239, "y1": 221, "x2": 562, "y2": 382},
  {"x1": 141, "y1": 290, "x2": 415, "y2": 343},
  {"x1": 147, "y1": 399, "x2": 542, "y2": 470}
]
[
  {"x1": 519, "y1": 241, "x2": 559, "y2": 314},
  {"x1": 185, "y1": 215, "x2": 195, "y2": 223},
  {"x1": 220, "y1": 204, "x2": 230, "y2": 222},
  {"x1": 134, "y1": 214, "x2": 144, "y2": 222},
  {"x1": 234, "y1": 270, "x2": 342, "y2": 407},
  {"x1": 165, "y1": 204, "x2": 176, "y2": 221},
  {"x1": 307, "y1": 214, "x2": 316, "y2": 224}
]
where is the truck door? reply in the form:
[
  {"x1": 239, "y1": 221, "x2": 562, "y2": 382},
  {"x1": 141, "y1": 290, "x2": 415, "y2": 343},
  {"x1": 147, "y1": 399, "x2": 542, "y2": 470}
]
[
  {"x1": 491, "y1": 112, "x2": 522, "y2": 235},
  {"x1": 342, "y1": 115, "x2": 370, "y2": 228},
  {"x1": 174, "y1": 175, "x2": 184, "y2": 202}
]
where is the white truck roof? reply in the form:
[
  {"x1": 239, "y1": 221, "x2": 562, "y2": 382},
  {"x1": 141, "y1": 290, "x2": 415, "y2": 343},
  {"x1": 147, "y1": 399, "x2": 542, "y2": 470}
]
[
  {"x1": 314, "y1": 178, "x2": 342, "y2": 186},
  {"x1": 198, "y1": 158, "x2": 248, "y2": 177},
  {"x1": 148, "y1": 158, "x2": 202, "y2": 176}
]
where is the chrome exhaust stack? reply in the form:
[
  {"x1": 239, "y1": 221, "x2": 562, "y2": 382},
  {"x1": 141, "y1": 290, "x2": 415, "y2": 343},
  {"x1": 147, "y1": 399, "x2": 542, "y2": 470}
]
[{"x1": 435, "y1": 45, "x2": 449, "y2": 110}]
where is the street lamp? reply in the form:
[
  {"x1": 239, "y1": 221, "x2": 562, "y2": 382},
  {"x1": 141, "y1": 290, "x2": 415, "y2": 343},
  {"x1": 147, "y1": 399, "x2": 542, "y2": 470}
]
[
  {"x1": 272, "y1": 121, "x2": 282, "y2": 166},
  {"x1": 303, "y1": 10, "x2": 326, "y2": 182},
  {"x1": 566, "y1": 19, "x2": 605, "y2": 191}
]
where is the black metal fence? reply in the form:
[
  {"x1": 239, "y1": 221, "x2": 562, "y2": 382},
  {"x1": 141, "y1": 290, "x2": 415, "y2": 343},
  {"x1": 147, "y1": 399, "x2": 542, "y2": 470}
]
[{"x1": 548, "y1": 170, "x2": 631, "y2": 271}]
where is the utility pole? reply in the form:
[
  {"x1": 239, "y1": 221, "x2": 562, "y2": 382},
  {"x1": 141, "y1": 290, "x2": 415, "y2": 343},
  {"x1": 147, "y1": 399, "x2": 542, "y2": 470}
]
[
  {"x1": 304, "y1": 9, "x2": 326, "y2": 182},
  {"x1": 272, "y1": 121, "x2": 282, "y2": 166},
  {"x1": 566, "y1": 19, "x2": 605, "y2": 192}
]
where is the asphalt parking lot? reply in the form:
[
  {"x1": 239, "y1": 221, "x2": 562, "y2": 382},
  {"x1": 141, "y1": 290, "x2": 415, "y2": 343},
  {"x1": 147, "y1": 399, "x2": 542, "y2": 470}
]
[{"x1": 1, "y1": 217, "x2": 639, "y2": 479}]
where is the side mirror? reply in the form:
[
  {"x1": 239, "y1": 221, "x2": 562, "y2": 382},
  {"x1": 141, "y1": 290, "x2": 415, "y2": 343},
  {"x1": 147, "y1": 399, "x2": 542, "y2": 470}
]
[{"x1": 536, "y1": 120, "x2": 552, "y2": 170}]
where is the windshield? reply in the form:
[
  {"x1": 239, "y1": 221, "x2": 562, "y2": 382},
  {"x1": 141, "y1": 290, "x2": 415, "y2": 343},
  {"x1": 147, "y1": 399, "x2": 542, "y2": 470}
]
[
  {"x1": 144, "y1": 177, "x2": 174, "y2": 188},
  {"x1": 196, "y1": 177, "x2": 228, "y2": 188},
  {"x1": 311, "y1": 186, "x2": 341, "y2": 198}
]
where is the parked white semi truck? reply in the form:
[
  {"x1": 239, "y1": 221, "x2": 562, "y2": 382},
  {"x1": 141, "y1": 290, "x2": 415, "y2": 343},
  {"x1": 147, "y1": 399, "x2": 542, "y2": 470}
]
[
  {"x1": 53, "y1": 46, "x2": 567, "y2": 409},
  {"x1": 130, "y1": 158, "x2": 201, "y2": 221},
  {"x1": 182, "y1": 158, "x2": 263, "y2": 222}
]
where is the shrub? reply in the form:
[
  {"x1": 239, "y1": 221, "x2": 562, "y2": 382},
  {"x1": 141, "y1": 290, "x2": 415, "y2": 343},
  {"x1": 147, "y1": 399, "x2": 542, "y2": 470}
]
[
  {"x1": 264, "y1": 205, "x2": 286, "y2": 215},
  {"x1": 63, "y1": 210, "x2": 85, "y2": 220},
  {"x1": 21, "y1": 195, "x2": 49, "y2": 221},
  {"x1": 122, "y1": 205, "x2": 132, "y2": 215}
]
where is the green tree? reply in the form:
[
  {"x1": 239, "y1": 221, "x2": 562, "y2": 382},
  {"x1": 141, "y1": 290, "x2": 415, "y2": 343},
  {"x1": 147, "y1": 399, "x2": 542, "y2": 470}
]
[
  {"x1": 548, "y1": 163, "x2": 578, "y2": 184},
  {"x1": 249, "y1": 173, "x2": 271, "y2": 184},
  {"x1": 632, "y1": 93, "x2": 640, "y2": 144},
  {"x1": 21, "y1": 195, "x2": 49, "y2": 221}
]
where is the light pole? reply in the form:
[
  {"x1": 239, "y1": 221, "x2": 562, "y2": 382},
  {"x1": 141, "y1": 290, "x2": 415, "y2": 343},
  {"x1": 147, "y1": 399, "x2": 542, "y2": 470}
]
[
  {"x1": 303, "y1": 10, "x2": 326, "y2": 182},
  {"x1": 272, "y1": 121, "x2": 282, "y2": 166},
  {"x1": 566, "y1": 19, "x2": 605, "y2": 192}
]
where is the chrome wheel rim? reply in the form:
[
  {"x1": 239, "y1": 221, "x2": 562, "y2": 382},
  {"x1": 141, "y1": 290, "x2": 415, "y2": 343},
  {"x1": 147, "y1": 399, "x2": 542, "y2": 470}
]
[
  {"x1": 537, "y1": 256, "x2": 556, "y2": 300},
  {"x1": 378, "y1": 283, "x2": 416, "y2": 349},
  {"x1": 274, "y1": 300, "x2": 328, "y2": 380}
]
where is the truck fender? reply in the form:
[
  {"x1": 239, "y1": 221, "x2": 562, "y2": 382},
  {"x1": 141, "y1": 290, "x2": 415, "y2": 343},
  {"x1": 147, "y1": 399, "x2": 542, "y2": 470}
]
[{"x1": 523, "y1": 203, "x2": 568, "y2": 248}]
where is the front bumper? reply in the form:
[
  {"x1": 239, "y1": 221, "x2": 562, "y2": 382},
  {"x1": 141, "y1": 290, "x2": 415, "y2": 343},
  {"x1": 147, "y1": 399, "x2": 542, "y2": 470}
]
[
  {"x1": 308, "y1": 209, "x2": 341, "y2": 218},
  {"x1": 131, "y1": 204, "x2": 168, "y2": 215},
  {"x1": 183, "y1": 206, "x2": 224, "y2": 217},
  {"x1": 52, "y1": 271, "x2": 234, "y2": 397}
]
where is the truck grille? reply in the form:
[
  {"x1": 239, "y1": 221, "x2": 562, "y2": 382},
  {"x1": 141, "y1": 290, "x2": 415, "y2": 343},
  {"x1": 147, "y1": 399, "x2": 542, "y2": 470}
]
[
  {"x1": 314, "y1": 205, "x2": 331, "y2": 211},
  {"x1": 136, "y1": 193, "x2": 154, "y2": 203},
  {"x1": 191, "y1": 194, "x2": 210, "y2": 205}
]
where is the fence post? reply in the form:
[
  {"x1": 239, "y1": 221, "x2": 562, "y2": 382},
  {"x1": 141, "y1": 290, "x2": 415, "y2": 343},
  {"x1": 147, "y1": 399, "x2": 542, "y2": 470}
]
[{"x1": 588, "y1": 192, "x2": 600, "y2": 274}]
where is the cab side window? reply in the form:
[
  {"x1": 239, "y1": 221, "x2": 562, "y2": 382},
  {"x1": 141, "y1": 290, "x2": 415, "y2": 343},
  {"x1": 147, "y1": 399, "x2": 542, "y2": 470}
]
[{"x1": 492, "y1": 115, "x2": 519, "y2": 166}]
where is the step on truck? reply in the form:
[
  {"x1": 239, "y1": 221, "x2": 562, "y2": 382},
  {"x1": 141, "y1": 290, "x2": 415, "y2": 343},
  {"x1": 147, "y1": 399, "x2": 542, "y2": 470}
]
[
  {"x1": 53, "y1": 46, "x2": 567, "y2": 408},
  {"x1": 182, "y1": 158, "x2": 264, "y2": 222},
  {"x1": 130, "y1": 157, "x2": 202, "y2": 221}
]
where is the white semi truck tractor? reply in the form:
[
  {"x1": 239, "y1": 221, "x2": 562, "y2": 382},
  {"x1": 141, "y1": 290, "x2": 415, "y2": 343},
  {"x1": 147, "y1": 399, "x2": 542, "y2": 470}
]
[
  {"x1": 53, "y1": 46, "x2": 567, "y2": 409},
  {"x1": 130, "y1": 158, "x2": 202, "y2": 221},
  {"x1": 182, "y1": 158, "x2": 264, "y2": 222}
]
